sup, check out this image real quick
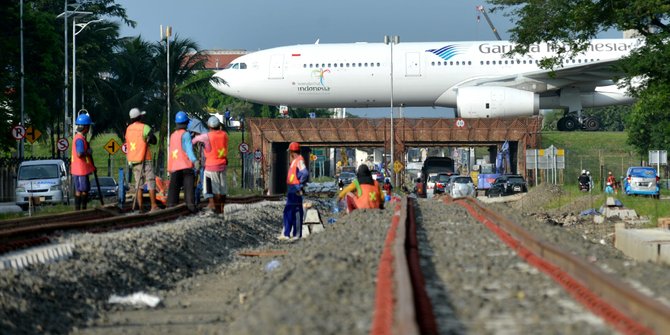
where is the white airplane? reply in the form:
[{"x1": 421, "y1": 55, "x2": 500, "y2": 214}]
[{"x1": 211, "y1": 38, "x2": 639, "y2": 130}]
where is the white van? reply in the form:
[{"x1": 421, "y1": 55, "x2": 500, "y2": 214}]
[{"x1": 15, "y1": 159, "x2": 71, "y2": 210}]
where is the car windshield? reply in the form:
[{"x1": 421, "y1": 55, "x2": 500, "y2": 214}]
[
  {"x1": 437, "y1": 174, "x2": 451, "y2": 183},
  {"x1": 96, "y1": 178, "x2": 117, "y2": 187},
  {"x1": 508, "y1": 176, "x2": 525, "y2": 183},
  {"x1": 340, "y1": 172, "x2": 355, "y2": 179},
  {"x1": 453, "y1": 177, "x2": 473, "y2": 184},
  {"x1": 18, "y1": 164, "x2": 58, "y2": 180}
]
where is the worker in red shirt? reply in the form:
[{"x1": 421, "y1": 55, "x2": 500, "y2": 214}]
[{"x1": 71, "y1": 114, "x2": 95, "y2": 211}]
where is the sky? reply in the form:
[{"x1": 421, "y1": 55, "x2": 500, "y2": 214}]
[{"x1": 112, "y1": 0, "x2": 619, "y2": 118}]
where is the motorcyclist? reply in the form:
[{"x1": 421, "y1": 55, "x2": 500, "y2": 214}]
[{"x1": 578, "y1": 170, "x2": 590, "y2": 191}]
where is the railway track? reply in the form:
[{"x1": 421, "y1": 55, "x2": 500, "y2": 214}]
[
  {"x1": 372, "y1": 195, "x2": 670, "y2": 335},
  {"x1": 0, "y1": 195, "x2": 282, "y2": 254}
]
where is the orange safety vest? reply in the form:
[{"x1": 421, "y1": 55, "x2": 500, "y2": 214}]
[
  {"x1": 204, "y1": 130, "x2": 228, "y2": 169},
  {"x1": 168, "y1": 129, "x2": 193, "y2": 172},
  {"x1": 286, "y1": 155, "x2": 304, "y2": 185},
  {"x1": 71, "y1": 133, "x2": 95, "y2": 176},
  {"x1": 125, "y1": 122, "x2": 151, "y2": 163},
  {"x1": 354, "y1": 180, "x2": 381, "y2": 209}
]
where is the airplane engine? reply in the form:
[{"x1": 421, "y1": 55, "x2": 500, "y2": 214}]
[{"x1": 456, "y1": 87, "x2": 539, "y2": 118}]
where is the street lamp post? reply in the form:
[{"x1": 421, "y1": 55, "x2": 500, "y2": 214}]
[
  {"x1": 240, "y1": 115, "x2": 245, "y2": 189},
  {"x1": 72, "y1": 18, "x2": 101, "y2": 135},
  {"x1": 384, "y1": 35, "x2": 399, "y2": 186},
  {"x1": 56, "y1": 7, "x2": 92, "y2": 144},
  {"x1": 161, "y1": 25, "x2": 172, "y2": 175}
]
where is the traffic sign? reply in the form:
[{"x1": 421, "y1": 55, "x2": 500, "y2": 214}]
[
  {"x1": 11, "y1": 125, "x2": 26, "y2": 140},
  {"x1": 103, "y1": 139, "x2": 121, "y2": 155},
  {"x1": 455, "y1": 119, "x2": 466, "y2": 128},
  {"x1": 239, "y1": 142, "x2": 249, "y2": 153},
  {"x1": 393, "y1": 161, "x2": 404, "y2": 173},
  {"x1": 57, "y1": 138, "x2": 69, "y2": 152},
  {"x1": 24, "y1": 126, "x2": 42, "y2": 144},
  {"x1": 121, "y1": 143, "x2": 128, "y2": 154},
  {"x1": 254, "y1": 149, "x2": 263, "y2": 162}
]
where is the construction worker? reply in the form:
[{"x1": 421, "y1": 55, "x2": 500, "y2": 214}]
[
  {"x1": 167, "y1": 111, "x2": 199, "y2": 213},
  {"x1": 606, "y1": 171, "x2": 618, "y2": 194},
  {"x1": 281, "y1": 142, "x2": 309, "y2": 240},
  {"x1": 125, "y1": 108, "x2": 159, "y2": 212},
  {"x1": 192, "y1": 116, "x2": 229, "y2": 215},
  {"x1": 337, "y1": 164, "x2": 384, "y2": 213},
  {"x1": 71, "y1": 113, "x2": 95, "y2": 211}
]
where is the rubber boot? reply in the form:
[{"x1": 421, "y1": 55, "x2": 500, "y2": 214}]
[
  {"x1": 74, "y1": 195, "x2": 81, "y2": 211},
  {"x1": 81, "y1": 194, "x2": 88, "y2": 210}
]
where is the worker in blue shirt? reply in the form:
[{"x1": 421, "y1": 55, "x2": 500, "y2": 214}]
[{"x1": 167, "y1": 111, "x2": 199, "y2": 212}]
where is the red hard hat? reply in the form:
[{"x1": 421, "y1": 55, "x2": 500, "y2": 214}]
[{"x1": 289, "y1": 142, "x2": 300, "y2": 151}]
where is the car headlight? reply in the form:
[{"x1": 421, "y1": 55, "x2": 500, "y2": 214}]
[
  {"x1": 50, "y1": 185, "x2": 61, "y2": 192},
  {"x1": 16, "y1": 187, "x2": 25, "y2": 193}
]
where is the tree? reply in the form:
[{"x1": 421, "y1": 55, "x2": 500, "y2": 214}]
[{"x1": 487, "y1": 0, "x2": 670, "y2": 153}]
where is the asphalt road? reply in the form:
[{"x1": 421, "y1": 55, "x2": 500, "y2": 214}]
[{"x1": 0, "y1": 202, "x2": 23, "y2": 214}]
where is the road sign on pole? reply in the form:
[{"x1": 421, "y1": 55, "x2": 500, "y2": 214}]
[
  {"x1": 239, "y1": 142, "x2": 249, "y2": 153},
  {"x1": 103, "y1": 138, "x2": 121, "y2": 155},
  {"x1": 12, "y1": 125, "x2": 26, "y2": 140},
  {"x1": 57, "y1": 138, "x2": 69, "y2": 152},
  {"x1": 24, "y1": 126, "x2": 42, "y2": 144},
  {"x1": 254, "y1": 149, "x2": 263, "y2": 162}
]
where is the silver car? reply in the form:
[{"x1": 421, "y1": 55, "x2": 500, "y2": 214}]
[{"x1": 448, "y1": 176, "x2": 476, "y2": 198}]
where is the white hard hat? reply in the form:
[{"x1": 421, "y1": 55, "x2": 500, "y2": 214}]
[
  {"x1": 581, "y1": 169, "x2": 586, "y2": 174},
  {"x1": 129, "y1": 108, "x2": 146, "y2": 119},
  {"x1": 207, "y1": 115, "x2": 221, "y2": 128}
]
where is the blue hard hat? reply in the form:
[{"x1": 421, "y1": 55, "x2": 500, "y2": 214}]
[
  {"x1": 75, "y1": 113, "x2": 93, "y2": 125},
  {"x1": 175, "y1": 111, "x2": 189, "y2": 124}
]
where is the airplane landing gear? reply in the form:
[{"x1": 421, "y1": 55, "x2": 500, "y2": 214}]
[{"x1": 556, "y1": 111, "x2": 600, "y2": 131}]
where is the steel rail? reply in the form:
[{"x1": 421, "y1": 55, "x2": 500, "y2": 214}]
[
  {"x1": 0, "y1": 195, "x2": 283, "y2": 254},
  {"x1": 449, "y1": 196, "x2": 670, "y2": 335},
  {"x1": 371, "y1": 196, "x2": 438, "y2": 335}
]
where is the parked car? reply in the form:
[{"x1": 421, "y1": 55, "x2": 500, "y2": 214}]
[
  {"x1": 337, "y1": 171, "x2": 356, "y2": 190},
  {"x1": 486, "y1": 175, "x2": 528, "y2": 197},
  {"x1": 15, "y1": 159, "x2": 70, "y2": 210},
  {"x1": 623, "y1": 166, "x2": 660, "y2": 198},
  {"x1": 89, "y1": 176, "x2": 121, "y2": 199},
  {"x1": 370, "y1": 169, "x2": 384, "y2": 182},
  {"x1": 448, "y1": 176, "x2": 476, "y2": 198}
]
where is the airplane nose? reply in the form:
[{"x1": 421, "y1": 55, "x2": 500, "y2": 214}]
[{"x1": 210, "y1": 71, "x2": 230, "y2": 93}]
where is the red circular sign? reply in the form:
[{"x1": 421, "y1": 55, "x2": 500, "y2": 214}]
[
  {"x1": 57, "y1": 138, "x2": 69, "y2": 151},
  {"x1": 239, "y1": 143, "x2": 249, "y2": 153},
  {"x1": 121, "y1": 143, "x2": 128, "y2": 154},
  {"x1": 254, "y1": 149, "x2": 263, "y2": 161},
  {"x1": 455, "y1": 119, "x2": 466, "y2": 128}
]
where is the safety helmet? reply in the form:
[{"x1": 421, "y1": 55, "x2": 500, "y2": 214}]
[
  {"x1": 207, "y1": 116, "x2": 221, "y2": 128},
  {"x1": 581, "y1": 170, "x2": 586, "y2": 174},
  {"x1": 175, "y1": 111, "x2": 189, "y2": 124},
  {"x1": 75, "y1": 113, "x2": 93, "y2": 125},
  {"x1": 289, "y1": 142, "x2": 300, "y2": 152}
]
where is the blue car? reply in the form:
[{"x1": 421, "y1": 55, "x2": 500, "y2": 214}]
[{"x1": 623, "y1": 167, "x2": 660, "y2": 198}]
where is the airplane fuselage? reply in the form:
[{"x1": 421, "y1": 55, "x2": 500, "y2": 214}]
[{"x1": 212, "y1": 39, "x2": 637, "y2": 118}]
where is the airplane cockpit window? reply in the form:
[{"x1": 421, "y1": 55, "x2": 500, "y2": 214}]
[
  {"x1": 239, "y1": 63, "x2": 247, "y2": 69},
  {"x1": 225, "y1": 63, "x2": 234, "y2": 69}
]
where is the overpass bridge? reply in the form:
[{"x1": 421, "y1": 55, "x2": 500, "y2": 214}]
[{"x1": 247, "y1": 117, "x2": 542, "y2": 195}]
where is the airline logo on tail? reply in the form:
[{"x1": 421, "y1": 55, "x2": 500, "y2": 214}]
[{"x1": 426, "y1": 45, "x2": 469, "y2": 61}]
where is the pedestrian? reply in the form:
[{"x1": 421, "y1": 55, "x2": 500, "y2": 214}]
[
  {"x1": 167, "y1": 111, "x2": 199, "y2": 212},
  {"x1": 337, "y1": 164, "x2": 384, "y2": 213},
  {"x1": 125, "y1": 108, "x2": 160, "y2": 212},
  {"x1": 71, "y1": 113, "x2": 95, "y2": 211},
  {"x1": 606, "y1": 171, "x2": 618, "y2": 194},
  {"x1": 578, "y1": 169, "x2": 590, "y2": 191},
  {"x1": 281, "y1": 142, "x2": 309, "y2": 240},
  {"x1": 192, "y1": 116, "x2": 229, "y2": 215}
]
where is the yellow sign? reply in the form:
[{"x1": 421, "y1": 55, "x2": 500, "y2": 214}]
[
  {"x1": 25, "y1": 126, "x2": 42, "y2": 144},
  {"x1": 103, "y1": 138, "x2": 121, "y2": 155},
  {"x1": 310, "y1": 154, "x2": 317, "y2": 161},
  {"x1": 393, "y1": 161, "x2": 404, "y2": 173}
]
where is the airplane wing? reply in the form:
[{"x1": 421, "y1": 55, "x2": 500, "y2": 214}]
[{"x1": 456, "y1": 59, "x2": 624, "y2": 93}]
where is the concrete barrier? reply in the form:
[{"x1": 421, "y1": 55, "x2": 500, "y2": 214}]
[{"x1": 615, "y1": 224, "x2": 670, "y2": 265}]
